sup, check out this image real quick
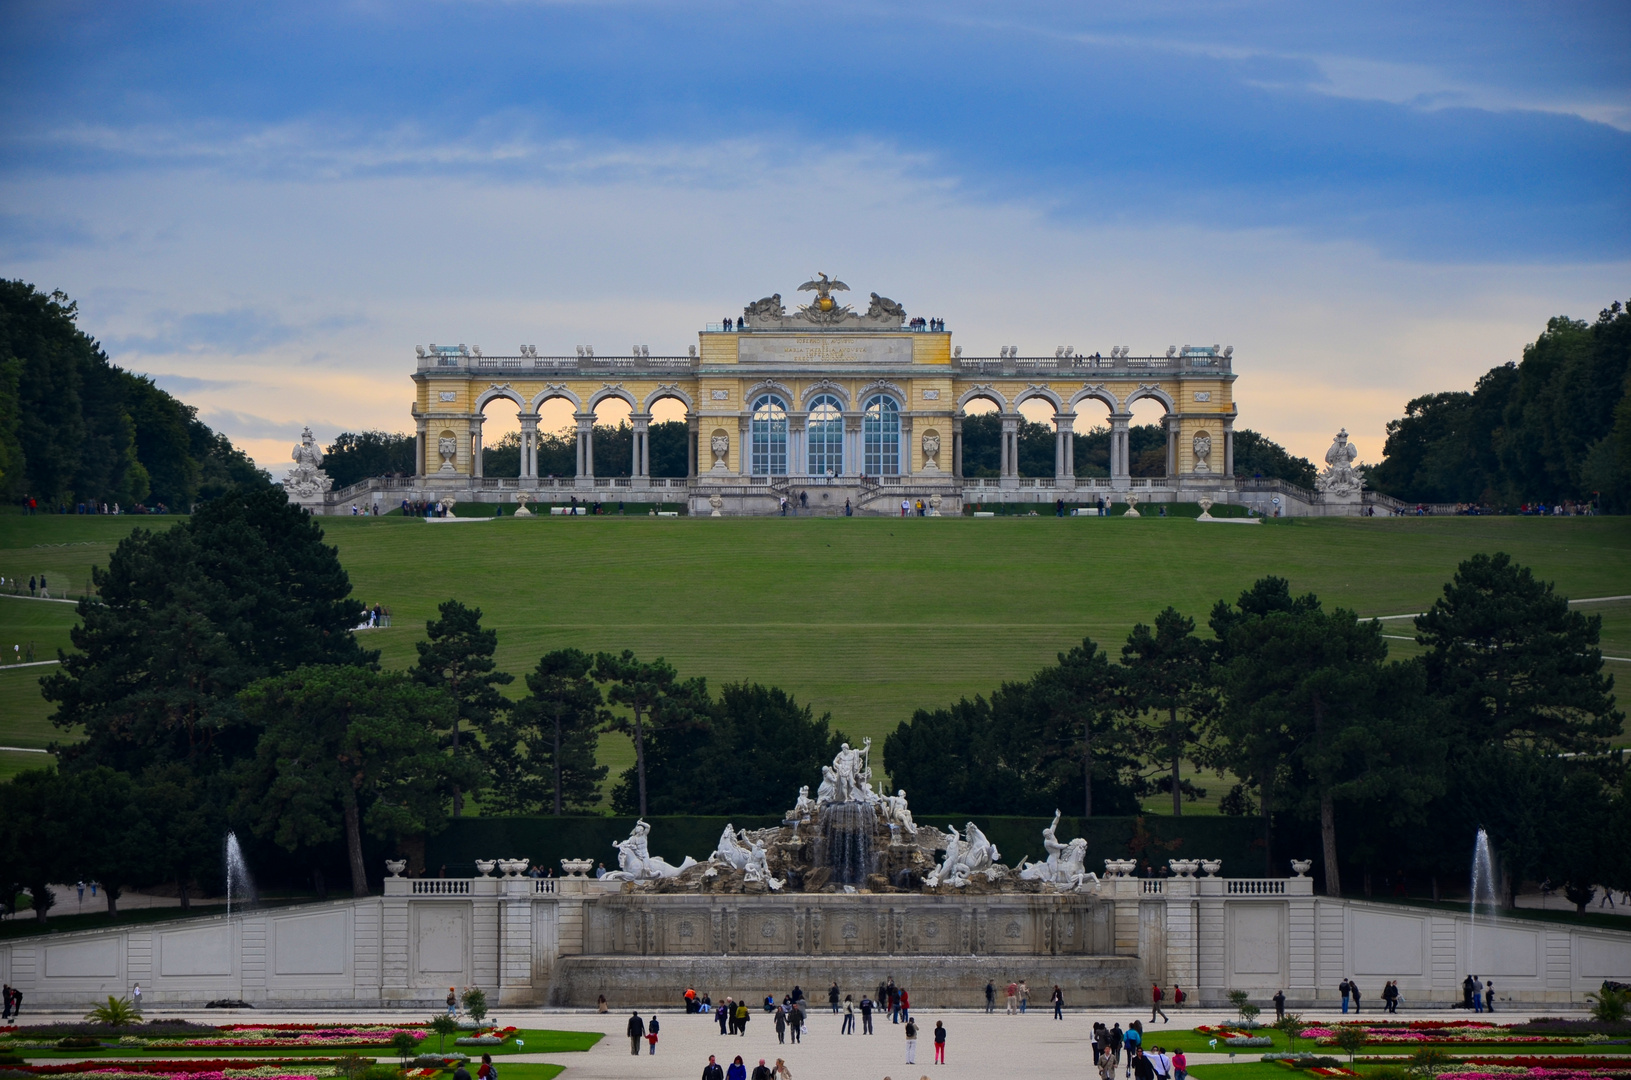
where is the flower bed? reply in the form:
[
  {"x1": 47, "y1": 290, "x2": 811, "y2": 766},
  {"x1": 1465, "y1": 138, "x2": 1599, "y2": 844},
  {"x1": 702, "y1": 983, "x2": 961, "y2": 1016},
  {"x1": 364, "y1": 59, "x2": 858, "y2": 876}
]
[
  {"x1": 1438, "y1": 1069, "x2": 1631, "y2": 1080},
  {"x1": 1297, "y1": 1023, "x2": 1602, "y2": 1047},
  {"x1": 451, "y1": 1028, "x2": 516, "y2": 1049},
  {"x1": 8, "y1": 1060, "x2": 352, "y2": 1079},
  {"x1": 128, "y1": 1029, "x2": 427, "y2": 1051}
]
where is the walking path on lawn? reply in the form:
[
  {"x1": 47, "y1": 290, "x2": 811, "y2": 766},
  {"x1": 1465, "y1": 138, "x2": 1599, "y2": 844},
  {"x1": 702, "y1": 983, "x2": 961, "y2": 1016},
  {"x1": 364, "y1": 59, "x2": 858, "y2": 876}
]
[{"x1": 10, "y1": 1007, "x2": 1607, "y2": 1080}]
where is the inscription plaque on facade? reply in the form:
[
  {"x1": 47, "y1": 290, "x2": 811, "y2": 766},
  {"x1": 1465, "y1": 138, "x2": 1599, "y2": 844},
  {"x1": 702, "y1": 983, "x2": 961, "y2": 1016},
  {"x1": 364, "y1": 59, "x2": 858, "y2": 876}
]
[{"x1": 738, "y1": 336, "x2": 913, "y2": 366}]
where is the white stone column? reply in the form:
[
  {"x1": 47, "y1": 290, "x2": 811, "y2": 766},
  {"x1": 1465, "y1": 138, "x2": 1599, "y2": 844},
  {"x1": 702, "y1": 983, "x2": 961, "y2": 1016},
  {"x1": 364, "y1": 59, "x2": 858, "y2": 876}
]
[
  {"x1": 952, "y1": 416, "x2": 964, "y2": 478},
  {"x1": 845, "y1": 416, "x2": 862, "y2": 477},
  {"x1": 1000, "y1": 414, "x2": 1020, "y2": 480},
  {"x1": 575, "y1": 412, "x2": 595, "y2": 481},
  {"x1": 1054, "y1": 413, "x2": 1076, "y2": 481},
  {"x1": 738, "y1": 415, "x2": 751, "y2": 477},
  {"x1": 900, "y1": 415, "x2": 912, "y2": 476},
  {"x1": 470, "y1": 415, "x2": 484, "y2": 479},
  {"x1": 518, "y1": 413, "x2": 540, "y2": 479},
  {"x1": 630, "y1": 413, "x2": 651, "y2": 479},
  {"x1": 688, "y1": 417, "x2": 699, "y2": 478},
  {"x1": 789, "y1": 413, "x2": 807, "y2": 476},
  {"x1": 1166, "y1": 413, "x2": 1180, "y2": 477},
  {"x1": 415, "y1": 418, "x2": 428, "y2": 478},
  {"x1": 1110, "y1": 413, "x2": 1132, "y2": 488},
  {"x1": 1223, "y1": 416, "x2": 1236, "y2": 478}
]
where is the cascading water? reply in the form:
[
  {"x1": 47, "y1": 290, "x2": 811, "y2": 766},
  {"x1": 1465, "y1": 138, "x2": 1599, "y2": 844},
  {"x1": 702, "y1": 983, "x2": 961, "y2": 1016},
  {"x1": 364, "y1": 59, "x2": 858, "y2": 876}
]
[
  {"x1": 224, "y1": 832, "x2": 258, "y2": 919},
  {"x1": 1469, "y1": 827, "x2": 1497, "y2": 967},
  {"x1": 815, "y1": 803, "x2": 877, "y2": 887}
]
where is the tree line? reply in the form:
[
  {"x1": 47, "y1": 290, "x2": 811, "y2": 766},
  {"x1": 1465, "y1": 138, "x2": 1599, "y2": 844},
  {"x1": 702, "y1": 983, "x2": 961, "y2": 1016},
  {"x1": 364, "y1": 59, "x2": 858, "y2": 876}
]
[
  {"x1": 0, "y1": 281, "x2": 266, "y2": 508},
  {"x1": 884, "y1": 556, "x2": 1629, "y2": 906},
  {"x1": 1369, "y1": 298, "x2": 1631, "y2": 510}
]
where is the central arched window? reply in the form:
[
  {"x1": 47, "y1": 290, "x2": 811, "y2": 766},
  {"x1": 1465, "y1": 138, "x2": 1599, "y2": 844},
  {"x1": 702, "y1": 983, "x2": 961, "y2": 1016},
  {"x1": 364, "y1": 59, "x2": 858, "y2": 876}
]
[
  {"x1": 807, "y1": 395, "x2": 844, "y2": 476},
  {"x1": 750, "y1": 394, "x2": 788, "y2": 475},
  {"x1": 863, "y1": 394, "x2": 900, "y2": 475}
]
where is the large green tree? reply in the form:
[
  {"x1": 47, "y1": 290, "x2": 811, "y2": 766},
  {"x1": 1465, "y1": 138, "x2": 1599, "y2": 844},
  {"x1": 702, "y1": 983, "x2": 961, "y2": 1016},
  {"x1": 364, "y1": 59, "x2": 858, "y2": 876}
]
[
  {"x1": 486, "y1": 648, "x2": 609, "y2": 815},
  {"x1": 410, "y1": 600, "x2": 512, "y2": 816},
  {"x1": 596, "y1": 651, "x2": 701, "y2": 816},
  {"x1": 1416, "y1": 553, "x2": 1621, "y2": 753},
  {"x1": 1030, "y1": 637, "x2": 1128, "y2": 818},
  {"x1": 237, "y1": 665, "x2": 474, "y2": 897},
  {"x1": 45, "y1": 485, "x2": 374, "y2": 774},
  {"x1": 1122, "y1": 608, "x2": 1212, "y2": 815},
  {"x1": 323, "y1": 431, "x2": 416, "y2": 488}
]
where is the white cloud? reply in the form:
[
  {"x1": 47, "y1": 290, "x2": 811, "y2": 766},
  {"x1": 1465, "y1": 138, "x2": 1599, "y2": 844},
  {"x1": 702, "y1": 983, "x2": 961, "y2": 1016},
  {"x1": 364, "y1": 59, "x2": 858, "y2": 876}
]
[{"x1": 2, "y1": 134, "x2": 1623, "y2": 472}]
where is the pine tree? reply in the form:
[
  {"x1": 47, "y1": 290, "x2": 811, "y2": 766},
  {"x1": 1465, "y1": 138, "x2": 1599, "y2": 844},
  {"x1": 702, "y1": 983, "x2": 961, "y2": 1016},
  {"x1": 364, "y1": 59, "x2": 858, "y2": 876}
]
[{"x1": 410, "y1": 601, "x2": 513, "y2": 816}]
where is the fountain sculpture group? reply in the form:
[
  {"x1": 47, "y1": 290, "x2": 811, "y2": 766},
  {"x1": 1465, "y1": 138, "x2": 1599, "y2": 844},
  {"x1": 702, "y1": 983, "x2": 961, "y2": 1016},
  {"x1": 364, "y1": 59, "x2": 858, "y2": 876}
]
[{"x1": 601, "y1": 740, "x2": 1104, "y2": 895}]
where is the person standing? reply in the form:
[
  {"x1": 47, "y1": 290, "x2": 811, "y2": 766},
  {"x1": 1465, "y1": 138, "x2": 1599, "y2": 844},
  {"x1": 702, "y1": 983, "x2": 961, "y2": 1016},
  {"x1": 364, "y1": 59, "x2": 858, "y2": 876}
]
[
  {"x1": 904, "y1": 1017, "x2": 918, "y2": 1064},
  {"x1": 829, "y1": 981, "x2": 841, "y2": 1013},
  {"x1": 899, "y1": 987, "x2": 910, "y2": 1023},
  {"x1": 1339, "y1": 977, "x2": 1352, "y2": 1014},
  {"x1": 933, "y1": 1020, "x2": 947, "y2": 1065},
  {"x1": 1485, "y1": 979, "x2": 1495, "y2": 1012},
  {"x1": 1273, "y1": 990, "x2": 1286, "y2": 1020},
  {"x1": 628, "y1": 1011, "x2": 646, "y2": 1055},
  {"x1": 702, "y1": 1056, "x2": 724, "y2": 1080},
  {"x1": 985, "y1": 981, "x2": 996, "y2": 1013},
  {"x1": 1006, "y1": 980, "x2": 1019, "y2": 1014},
  {"x1": 1052, "y1": 985, "x2": 1064, "y2": 1019},
  {"x1": 452, "y1": 1062, "x2": 471, "y2": 1080},
  {"x1": 132, "y1": 983, "x2": 142, "y2": 1013},
  {"x1": 477, "y1": 1053, "x2": 496, "y2": 1080},
  {"x1": 1472, "y1": 980, "x2": 1484, "y2": 1013},
  {"x1": 718, "y1": 998, "x2": 731, "y2": 1035},
  {"x1": 1350, "y1": 982, "x2": 1362, "y2": 1014},
  {"x1": 841, "y1": 995, "x2": 855, "y2": 1034},
  {"x1": 736, "y1": 999, "x2": 750, "y2": 1036},
  {"x1": 1018, "y1": 979, "x2": 1030, "y2": 1013},
  {"x1": 647, "y1": 1015, "x2": 660, "y2": 1054},
  {"x1": 860, "y1": 994, "x2": 874, "y2": 1034},
  {"x1": 1151, "y1": 982, "x2": 1169, "y2": 1023}
]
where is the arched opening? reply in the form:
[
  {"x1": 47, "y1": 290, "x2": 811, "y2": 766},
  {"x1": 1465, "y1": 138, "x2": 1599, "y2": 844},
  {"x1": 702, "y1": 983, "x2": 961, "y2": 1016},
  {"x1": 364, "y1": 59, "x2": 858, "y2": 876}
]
[
  {"x1": 1127, "y1": 395, "x2": 1171, "y2": 477},
  {"x1": 647, "y1": 395, "x2": 692, "y2": 478},
  {"x1": 957, "y1": 395, "x2": 1003, "y2": 477},
  {"x1": 750, "y1": 394, "x2": 789, "y2": 475},
  {"x1": 807, "y1": 394, "x2": 844, "y2": 477},
  {"x1": 1014, "y1": 396, "x2": 1060, "y2": 478},
  {"x1": 1071, "y1": 397, "x2": 1115, "y2": 477},
  {"x1": 476, "y1": 395, "x2": 524, "y2": 477},
  {"x1": 590, "y1": 394, "x2": 634, "y2": 477},
  {"x1": 532, "y1": 395, "x2": 580, "y2": 479},
  {"x1": 862, "y1": 394, "x2": 901, "y2": 475}
]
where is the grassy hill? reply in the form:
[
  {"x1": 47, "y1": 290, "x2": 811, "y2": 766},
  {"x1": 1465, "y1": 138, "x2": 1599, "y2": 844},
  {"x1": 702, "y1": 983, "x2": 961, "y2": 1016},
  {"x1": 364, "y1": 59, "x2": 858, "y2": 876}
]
[{"x1": 3, "y1": 512, "x2": 1628, "y2": 804}]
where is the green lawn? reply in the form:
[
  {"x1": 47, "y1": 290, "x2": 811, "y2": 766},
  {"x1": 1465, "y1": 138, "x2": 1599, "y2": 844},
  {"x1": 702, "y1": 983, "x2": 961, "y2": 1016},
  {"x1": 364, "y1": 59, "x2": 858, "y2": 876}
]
[
  {"x1": 7, "y1": 1028, "x2": 600, "y2": 1059},
  {"x1": 3, "y1": 513, "x2": 1629, "y2": 796}
]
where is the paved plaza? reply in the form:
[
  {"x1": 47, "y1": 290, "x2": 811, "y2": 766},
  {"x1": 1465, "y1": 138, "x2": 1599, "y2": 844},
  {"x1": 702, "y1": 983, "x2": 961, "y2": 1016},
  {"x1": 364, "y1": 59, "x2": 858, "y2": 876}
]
[{"x1": 12, "y1": 1006, "x2": 1588, "y2": 1080}]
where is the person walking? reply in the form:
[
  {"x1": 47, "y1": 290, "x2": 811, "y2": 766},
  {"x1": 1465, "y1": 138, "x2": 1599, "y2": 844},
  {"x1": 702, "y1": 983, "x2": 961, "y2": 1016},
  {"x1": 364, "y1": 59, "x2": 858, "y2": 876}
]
[
  {"x1": 933, "y1": 1020, "x2": 947, "y2": 1065},
  {"x1": 861, "y1": 994, "x2": 875, "y2": 1034},
  {"x1": 447, "y1": 988, "x2": 458, "y2": 1015},
  {"x1": 1273, "y1": 990, "x2": 1286, "y2": 1020},
  {"x1": 452, "y1": 1062, "x2": 471, "y2": 1080},
  {"x1": 1110, "y1": 1022, "x2": 1124, "y2": 1065},
  {"x1": 702, "y1": 1055, "x2": 724, "y2": 1080},
  {"x1": 899, "y1": 987, "x2": 910, "y2": 1023},
  {"x1": 1172, "y1": 1047, "x2": 1188, "y2": 1080},
  {"x1": 735, "y1": 999, "x2": 751, "y2": 1036},
  {"x1": 1151, "y1": 982, "x2": 1169, "y2": 1023},
  {"x1": 904, "y1": 1017, "x2": 918, "y2": 1064},
  {"x1": 1052, "y1": 985, "x2": 1064, "y2": 1019},
  {"x1": 787, "y1": 1002, "x2": 802, "y2": 1044},
  {"x1": 751, "y1": 1061, "x2": 772, "y2": 1080},
  {"x1": 726, "y1": 1056, "x2": 747, "y2": 1080},
  {"x1": 1173, "y1": 985, "x2": 1186, "y2": 1011},
  {"x1": 829, "y1": 981, "x2": 840, "y2": 1013},
  {"x1": 477, "y1": 1053, "x2": 497, "y2": 1080},
  {"x1": 985, "y1": 981, "x2": 996, "y2": 1013},
  {"x1": 132, "y1": 983, "x2": 142, "y2": 1013},
  {"x1": 1133, "y1": 1049, "x2": 1155, "y2": 1080},
  {"x1": 718, "y1": 998, "x2": 731, "y2": 1035},
  {"x1": 1018, "y1": 979, "x2": 1030, "y2": 1013},
  {"x1": 1485, "y1": 979, "x2": 1495, "y2": 1012},
  {"x1": 1124, "y1": 1024, "x2": 1142, "y2": 1077},
  {"x1": 647, "y1": 1015, "x2": 660, "y2": 1055},
  {"x1": 841, "y1": 995, "x2": 855, "y2": 1034},
  {"x1": 774, "y1": 1006, "x2": 786, "y2": 1044},
  {"x1": 628, "y1": 1010, "x2": 646, "y2": 1055},
  {"x1": 1005, "y1": 980, "x2": 1018, "y2": 1014},
  {"x1": 1098, "y1": 1043, "x2": 1117, "y2": 1080}
]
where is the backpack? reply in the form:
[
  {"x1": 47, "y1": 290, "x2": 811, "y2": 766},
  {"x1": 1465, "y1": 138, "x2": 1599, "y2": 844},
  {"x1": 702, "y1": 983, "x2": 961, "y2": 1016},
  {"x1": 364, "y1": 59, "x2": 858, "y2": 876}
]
[{"x1": 1154, "y1": 986, "x2": 1164, "y2": 1002}]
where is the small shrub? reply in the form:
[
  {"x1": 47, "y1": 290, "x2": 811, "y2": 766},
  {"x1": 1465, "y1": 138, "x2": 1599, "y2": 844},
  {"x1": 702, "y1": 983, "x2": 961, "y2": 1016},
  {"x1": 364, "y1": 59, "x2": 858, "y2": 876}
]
[
  {"x1": 1407, "y1": 1049, "x2": 1452, "y2": 1076},
  {"x1": 1275, "y1": 1014, "x2": 1305, "y2": 1053},
  {"x1": 460, "y1": 987, "x2": 489, "y2": 1025},
  {"x1": 430, "y1": 1015, "x2": 461, "y2": 1054},
  {"x1": 83, "y1": 997, "x2": 139, "y2": 1029},
  {"x1": 391, "y1": 1032, "x2": 421, "y2": 1063},
  {"x1": 1333, "y1": 1026, "x2": 1369, "y2": 1063},
  {"x1": 334, "y1": 1054, "x2": 371, "y2": 1080},
  {"x1": 1589, "y1": 987, "x2": 1628, "y2": 1024}
]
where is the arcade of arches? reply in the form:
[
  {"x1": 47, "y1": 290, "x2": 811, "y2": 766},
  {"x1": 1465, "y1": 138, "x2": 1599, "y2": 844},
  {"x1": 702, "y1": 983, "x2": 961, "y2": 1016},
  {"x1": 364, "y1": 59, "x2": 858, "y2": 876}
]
[{"x1": 407, "y1": 282, "x2": 1240, "y2": 515}]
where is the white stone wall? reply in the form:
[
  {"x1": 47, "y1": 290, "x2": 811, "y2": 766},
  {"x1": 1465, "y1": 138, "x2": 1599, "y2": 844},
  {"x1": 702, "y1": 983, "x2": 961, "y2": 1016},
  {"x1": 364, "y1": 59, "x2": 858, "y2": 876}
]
[{"x1": 1, "y1": 878, "x2": 1626, "y2": 1008}]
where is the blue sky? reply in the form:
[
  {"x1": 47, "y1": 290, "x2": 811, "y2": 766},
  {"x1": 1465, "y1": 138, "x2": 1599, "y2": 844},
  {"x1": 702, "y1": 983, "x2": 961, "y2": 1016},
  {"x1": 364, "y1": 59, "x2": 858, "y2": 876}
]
[{"x1": 2, "y1": 0, "x2": 1627, "y2": 467}]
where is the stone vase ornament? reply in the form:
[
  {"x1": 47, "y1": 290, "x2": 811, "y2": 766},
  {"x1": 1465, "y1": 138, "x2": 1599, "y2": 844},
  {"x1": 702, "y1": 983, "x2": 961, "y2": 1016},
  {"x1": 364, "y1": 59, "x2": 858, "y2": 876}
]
[
  {"x1": 1197, "y1": 496, "x2": 1214, "y2": 520},
  {"x1": 1168, "y1": 858, "x2": 1200, "y2": 877},
  {"x1": 1103, "y1": 858, "x2": 1137, "y2": 877},
  {"x1": 513, "y1": 492, "x2": 533, "y2": 517},
  {"x1": 1290, "y1": 859, "x2": 1313, "y2": 877},
  {"x1": 437, "y1": 433, "x2": 459, "y2": 473},
  {"x1": 384, "y1": 859, "x2": 407, "y2": 877},
  {"x1": 1200, "y1": 859, "x2": 1223, "y2": 876},
  {"x1": 709, "y1": 493, "x2": 724, "y2": 517},
  {"x1": 1192, "y1": 430, "x2": 1212, "y2": 474},
  {"x1": 474, "y1": 859, "x2": 497, "y2": 877},
  {"x1": 444, "y1": 495, "x2": 458, "y2": 516},
  {"x1": 710, "y1": 432, "x2": 731, "y2": 471},
  {"x1": 1123, "y1": 493, "x2": 1141, "y2": 517},
  {"x1": 921, "y1": 430, "x2": 941, "y2": 472},
  {"x1": 498, "y1": 858, "x2": 530, "y2": 878},
  {"x1": 927, "y1": 494, "x2": 943, "y2": 517},
  {"x1": 559, "y1": 858, "x2": 594, "y2": 878}
]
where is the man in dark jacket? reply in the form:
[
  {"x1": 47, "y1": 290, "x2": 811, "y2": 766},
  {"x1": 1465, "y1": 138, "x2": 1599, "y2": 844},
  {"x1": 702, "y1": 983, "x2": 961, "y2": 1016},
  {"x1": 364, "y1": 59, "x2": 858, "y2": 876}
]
[
  {"x1": 829, "y1": 982, "x2": 840, "y2": 1013},
  {"x1": 702, "y1": 1055, "x2": 724, "y2": 1080},
  {"x1": 1133, "y1": 1049, "x2": 1156, "y2": 1080},
  {"x1": 751, "y1": 1061, "x2": 772, "y2": 1080},
  {"x1": 627, "y1": 1011, "x2": 645, "y2": 1055}
]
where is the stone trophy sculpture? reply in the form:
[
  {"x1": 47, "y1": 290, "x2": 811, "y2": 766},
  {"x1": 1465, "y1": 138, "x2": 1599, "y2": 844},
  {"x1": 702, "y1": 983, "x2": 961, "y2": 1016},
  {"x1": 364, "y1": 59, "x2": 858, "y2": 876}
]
[
  {"x1": 1016, "y1": 810, "x2": 1101, "y2": 892},
  {"x1": 604, "y1": 819, "x2": 697, "y2": 881},
  {"x1": 282, "y1": 427, "x2": 333, "y2": 502},
  {"x1": 1315, "y1": 428, "x2": 1363, "y2": 501}
]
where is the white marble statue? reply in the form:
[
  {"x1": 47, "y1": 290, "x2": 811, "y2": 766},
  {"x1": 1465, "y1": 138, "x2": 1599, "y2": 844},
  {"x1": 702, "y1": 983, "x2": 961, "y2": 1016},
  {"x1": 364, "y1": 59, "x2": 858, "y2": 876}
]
[
  {"x1": 1017, "y1": 810, "x2": 1100, "y2": 892},
  {"x1": 793, "y1": 785, "x2": 816, "y2": 817},
  {"x1": 1315, "y1": 428, "x2": 1363, "y2": 499},
  {"x1": 712, "y1": 824, "x2": 754, "y2": 871},
  {"x1": 926, "y1": 821, "x2": 1002, "y2": 887},
  {"x1": 820, "y1": 738, "x2": 877, "y2": 806},
  {"x1": 742, "y1": 840, "x2": 784, "y2": 890},
  {"x1": 282, "y1": 427, "x2": 333, "y2": 499},
  {"x1": 817, "y1": 765, "x2": 838, "y2": 805},
  {"x1": 604, "y1": 819, "x2": 697, "y2": 881},
  {"x1": 881, "y1": 789, "x2": 917, "y2": 836}
]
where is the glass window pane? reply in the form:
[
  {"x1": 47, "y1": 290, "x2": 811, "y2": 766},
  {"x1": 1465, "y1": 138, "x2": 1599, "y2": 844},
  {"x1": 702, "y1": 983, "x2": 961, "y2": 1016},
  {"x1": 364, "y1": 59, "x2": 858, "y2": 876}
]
[
  {"x1": 863, "y1": 394, "x2": 900, "y2": 475},
  {"x1": 751, "y1": 394, "x2": 788, "y2": 475},
  {"x1": 807, "y1": 394, "x2": 843, "y2": 476}
]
